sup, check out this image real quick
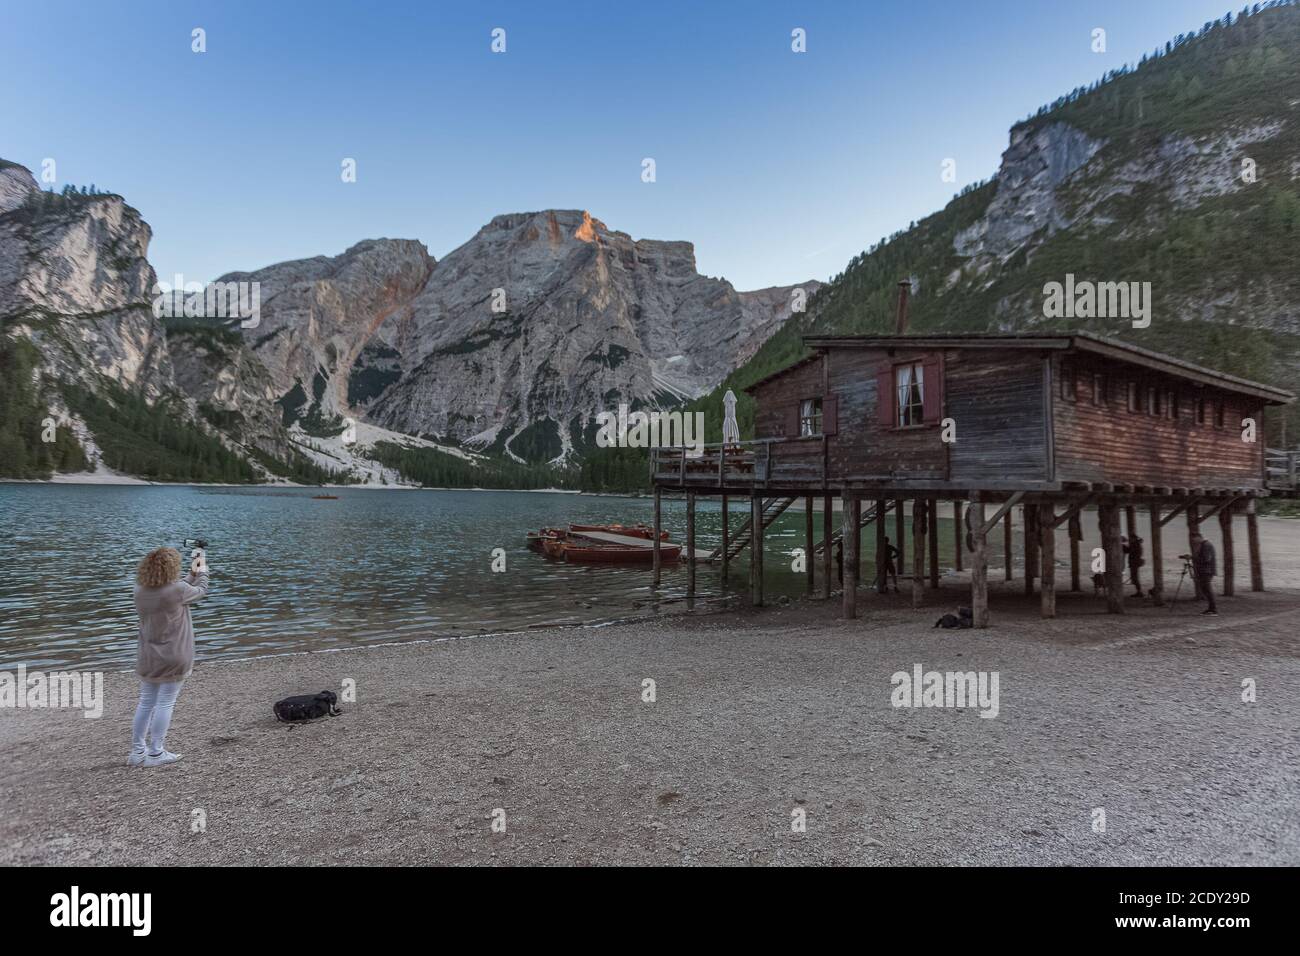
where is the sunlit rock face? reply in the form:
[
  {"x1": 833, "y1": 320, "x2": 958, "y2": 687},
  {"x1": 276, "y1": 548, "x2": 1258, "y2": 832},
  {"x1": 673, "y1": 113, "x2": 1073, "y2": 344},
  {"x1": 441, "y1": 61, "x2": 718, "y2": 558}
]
[
  {"x1": 2, "y1": 158, "x2": 814, "y2": 470},
  {"x1": 209, "y1": 208, "x2": 816, "y2": 461},
  {"x1": 362, "y1": 209, "x2": 818, "y2": 459}
]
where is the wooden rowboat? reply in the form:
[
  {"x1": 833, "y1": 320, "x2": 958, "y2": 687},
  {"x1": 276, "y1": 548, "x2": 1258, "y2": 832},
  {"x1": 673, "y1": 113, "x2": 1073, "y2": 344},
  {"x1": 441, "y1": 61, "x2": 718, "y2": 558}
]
[
  {"x1": 527, "y1": 528, "x2": 565, "y2": 552},
  {"x1": 569, "y1": 523, "x2": 668, "y2": 541},
  {"x1": 540, "y1": 536, "x2": 569, "y2": 558},
  {"x1": 552, "y1": 540, "x2": 682, "y2": 563}
]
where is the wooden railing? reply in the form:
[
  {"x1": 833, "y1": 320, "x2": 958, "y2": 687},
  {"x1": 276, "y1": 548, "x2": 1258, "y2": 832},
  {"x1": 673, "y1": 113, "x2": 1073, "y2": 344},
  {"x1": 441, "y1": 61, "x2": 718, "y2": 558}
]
[{"x1": 650, "y1": 437, "x2": 827, "y2": 487}]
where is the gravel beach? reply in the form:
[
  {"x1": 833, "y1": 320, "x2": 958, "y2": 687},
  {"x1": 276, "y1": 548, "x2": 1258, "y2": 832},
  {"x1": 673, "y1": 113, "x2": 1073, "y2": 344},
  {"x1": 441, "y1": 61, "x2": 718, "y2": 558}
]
[{"x1": 3, "y1": 571, "x2": 1298, "y2": 866}]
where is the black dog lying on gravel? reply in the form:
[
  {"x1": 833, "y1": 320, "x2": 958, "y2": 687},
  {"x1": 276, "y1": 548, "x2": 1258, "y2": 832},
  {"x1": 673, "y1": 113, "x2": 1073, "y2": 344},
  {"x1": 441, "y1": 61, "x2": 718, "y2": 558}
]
[{"x1": 934, "y1": 607, "x2": 973, "y2": 629}]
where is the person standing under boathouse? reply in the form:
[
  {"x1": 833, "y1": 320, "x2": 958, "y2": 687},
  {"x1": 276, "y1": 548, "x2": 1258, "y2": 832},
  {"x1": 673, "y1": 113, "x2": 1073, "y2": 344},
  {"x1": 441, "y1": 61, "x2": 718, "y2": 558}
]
[
  {"x1": 878, "y1": 537, "x2": 900, "y2": 593},
  {"x1": 1190, "y1": 532, "x2": 1217, "y2": 615},
  {"x1": 1127, "y1": 534, "x2": 1145, "y2": 597}
]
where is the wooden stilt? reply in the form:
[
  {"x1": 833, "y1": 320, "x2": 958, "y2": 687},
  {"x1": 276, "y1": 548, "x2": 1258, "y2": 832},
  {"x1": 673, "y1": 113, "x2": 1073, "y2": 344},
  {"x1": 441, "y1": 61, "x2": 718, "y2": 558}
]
[
  {"x1": 1004, "y1": 509, "x2": 1013, "y2": 581},
  {"x1": 1187, "y1": 504, "x2": 1201, "y2": 598},
  {"x1": 804, "y1": 496, "x2": 814, "y2": 595},
  {"x1": 895, "y1": 498, "x2": 905, "y2": 576},
  {"x1": 875, "y1": 498, "x2": 887, "y2": 592},
  {"x1": 1247, "y1": 499, "x2": 1263, "y2": 592},
  {"x1": 1068, "y1": 511, "x2": 1082, "y2": 592},
  {"x1": 1024, "y1": 504, "x2": 1037, "y2": 595},
  {"x1": 1149, "y1": 502, "x2": 1165, "y2": 606},
  {"x1": 1219, "y1": 505, "x2": 1235, "y2": 597},
  {"x1": 822, "y1": 494, "x2": 833, "y2": 599},
  {"x1": 971, "y1": 494, "x2": 989, "y2": 628},
  {"x1": 720, "y1": 494, "x2": 729, "y2": 584},
  {"x1": 843, "y1": 492, "x2": 858, "y2": 619},
  {"x1": 927, "y1": 498, "x2": 939, "y2": 588},
  {"x1": 911, "y1": 499, "x2": 926, "y2": 608},
  {"x1": 1039, "y1": 502, "x2": 1056, "y2": 618},
  {"x1": 685, "y1": 491, "x2": 696, "y2": 602},
  {"x1": 1100, "y1": 500, "x2": 1125, "y2": 614},
  {"x1": 953, "y1": 500, "x2": 963, "y2": 572},
  {"x1": 853, "y1": 497, "x2": 862, "y2": 585},
  {"x1": 652, "y1": 487, "x2": 662, "y2": 587},
  {"x1": 750, "y1": 495, "x2": 763, "y2": 607}
]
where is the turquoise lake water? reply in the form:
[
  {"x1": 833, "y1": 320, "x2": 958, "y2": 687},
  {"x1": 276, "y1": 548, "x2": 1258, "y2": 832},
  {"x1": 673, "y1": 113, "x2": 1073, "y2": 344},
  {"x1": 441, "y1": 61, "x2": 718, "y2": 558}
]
[{"x1": 0, "y1": 484, "x2": 862, "y2": 669}]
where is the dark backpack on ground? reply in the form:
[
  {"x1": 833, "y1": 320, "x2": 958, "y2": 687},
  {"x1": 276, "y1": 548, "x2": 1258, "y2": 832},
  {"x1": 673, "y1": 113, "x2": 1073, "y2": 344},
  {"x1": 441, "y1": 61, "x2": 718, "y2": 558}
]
[{"x1": 274, "y1": 690, "x2": 341, "y2": 722}]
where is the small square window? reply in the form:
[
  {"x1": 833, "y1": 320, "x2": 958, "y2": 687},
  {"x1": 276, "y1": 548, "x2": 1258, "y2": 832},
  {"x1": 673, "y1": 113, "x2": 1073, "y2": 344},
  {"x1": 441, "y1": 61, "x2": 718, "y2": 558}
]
[
  {"x1": 799, "y1": 397, "x2": 823, "y2": 437},
  {"x1": 1059, "y1": 365, "x2": 1076, "y2": 402},
  {"x1": 1197, "y1": 398, "x2": 1208, "y2": 425},
  {"x1": 1214, "y1": 402, "x2": 1225, "y2": 429},
  {"x1": 1091, "y1": 374, "x2": 1107, "y2": 406},
  {"x1": 1127, "y1": 382, "x2": 1140, "y2": 413},
  {"x1": 1145, "y1": 386, "x2": 1160, "y2": 416},
  {"x1": 1167, "y1": 391, "x2": 1179, "y2": 420}
]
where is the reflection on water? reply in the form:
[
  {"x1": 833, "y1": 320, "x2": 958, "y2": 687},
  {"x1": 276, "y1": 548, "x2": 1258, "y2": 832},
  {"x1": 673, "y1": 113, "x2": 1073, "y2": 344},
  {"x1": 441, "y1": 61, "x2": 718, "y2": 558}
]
[{"x1": 0, "y1": 485, "x2": 827, "y2": 669}]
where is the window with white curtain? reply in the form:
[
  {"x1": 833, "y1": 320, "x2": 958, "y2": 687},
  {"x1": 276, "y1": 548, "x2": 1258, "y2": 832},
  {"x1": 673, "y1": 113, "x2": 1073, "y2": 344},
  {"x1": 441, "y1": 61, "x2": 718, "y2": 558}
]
[
  {"x1": 896, "y1": 361, "x2": 925, "y2": 426},
  {"x1": 799, "y1": 397, "x2": 823, "y2": 436}
]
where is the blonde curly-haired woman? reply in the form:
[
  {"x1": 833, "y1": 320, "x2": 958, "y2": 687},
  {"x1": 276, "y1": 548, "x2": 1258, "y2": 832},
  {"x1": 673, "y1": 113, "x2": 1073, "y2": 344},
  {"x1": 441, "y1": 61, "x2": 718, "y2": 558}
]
[{"x1": 130, "y1": 546, "x2": 209, "y2": 767}]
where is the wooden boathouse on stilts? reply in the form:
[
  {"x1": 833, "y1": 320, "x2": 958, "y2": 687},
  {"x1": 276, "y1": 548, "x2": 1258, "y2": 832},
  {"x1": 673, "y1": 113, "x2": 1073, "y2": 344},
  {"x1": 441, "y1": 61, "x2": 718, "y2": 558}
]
[{"x1": 650, "y1": 326, "x2": 1296, "y2": 627}]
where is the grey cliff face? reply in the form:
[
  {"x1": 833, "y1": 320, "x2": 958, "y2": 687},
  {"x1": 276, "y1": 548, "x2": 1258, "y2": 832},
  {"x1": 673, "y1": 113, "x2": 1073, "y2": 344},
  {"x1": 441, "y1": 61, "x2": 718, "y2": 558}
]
[
  {"x1": 3, "y1": 154, "x2": 814, "y2": 472},
  {"x1": 0, "y1": 165, "x2": 172, "y2": 397},
  {"x1": 954, "y1": 122, "x2": 1106, "y2": 263},
  {"x1": 217, "y1": 238, "x2": 436, "y2": 422},
  {"x1": 365, "y1": 210, "x2": 817, "y2": 456}
]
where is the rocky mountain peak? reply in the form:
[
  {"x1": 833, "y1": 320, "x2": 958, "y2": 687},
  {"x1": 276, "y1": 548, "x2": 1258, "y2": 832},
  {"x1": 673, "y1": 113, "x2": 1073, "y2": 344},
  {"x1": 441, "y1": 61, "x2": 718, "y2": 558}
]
[{"x1": 0, "y1": 161, "x2": 39, "y2": 214}]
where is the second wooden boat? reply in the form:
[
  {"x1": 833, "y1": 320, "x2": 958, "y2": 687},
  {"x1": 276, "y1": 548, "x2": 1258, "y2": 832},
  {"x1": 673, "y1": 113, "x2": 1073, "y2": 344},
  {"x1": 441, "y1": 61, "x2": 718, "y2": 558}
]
[
  {"x1": 553, "y1": 540, "x2": 682, "y2": 563},
  {"x1": 568, "y1": 523, "x2": 668, "y2": 541}
]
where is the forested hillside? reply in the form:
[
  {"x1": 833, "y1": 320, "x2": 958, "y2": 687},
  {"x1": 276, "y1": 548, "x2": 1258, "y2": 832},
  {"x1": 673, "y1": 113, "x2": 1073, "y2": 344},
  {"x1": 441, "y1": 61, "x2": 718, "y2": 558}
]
[{"x1": 689, "y1": 0, "x2": 1300, "y2": 450}]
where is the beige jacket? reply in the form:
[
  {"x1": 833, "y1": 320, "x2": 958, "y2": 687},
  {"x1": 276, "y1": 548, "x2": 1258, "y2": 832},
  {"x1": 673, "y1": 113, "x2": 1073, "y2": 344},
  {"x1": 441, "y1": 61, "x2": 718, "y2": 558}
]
[{"x1": 134, "y1": 571, "x2": 209, "y2": 682}]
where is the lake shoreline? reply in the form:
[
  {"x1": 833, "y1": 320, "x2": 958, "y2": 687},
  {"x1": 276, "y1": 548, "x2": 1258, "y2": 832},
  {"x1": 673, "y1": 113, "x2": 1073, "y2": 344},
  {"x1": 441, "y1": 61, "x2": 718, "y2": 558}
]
[
  {"x1": 0, "y1": 475, "x2": 592, "y2": 494},
  {"x1": 3, "y1": 585, "x2": 1297, "y2": 865}
]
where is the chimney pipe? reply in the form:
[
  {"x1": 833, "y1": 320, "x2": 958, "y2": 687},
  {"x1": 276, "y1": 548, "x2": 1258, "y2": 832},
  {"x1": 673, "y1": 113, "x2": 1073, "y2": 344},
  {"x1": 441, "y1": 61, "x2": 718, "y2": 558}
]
[{"x1": 895, "y1": 279, "x2": 912, "y2": 334}]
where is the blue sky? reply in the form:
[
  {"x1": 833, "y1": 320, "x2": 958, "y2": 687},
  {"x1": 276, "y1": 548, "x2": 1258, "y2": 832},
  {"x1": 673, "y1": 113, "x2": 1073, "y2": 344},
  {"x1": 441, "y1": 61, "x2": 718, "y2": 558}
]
[{"x1": 1, "y1": 0, "x2": 1239, "y2": 289}]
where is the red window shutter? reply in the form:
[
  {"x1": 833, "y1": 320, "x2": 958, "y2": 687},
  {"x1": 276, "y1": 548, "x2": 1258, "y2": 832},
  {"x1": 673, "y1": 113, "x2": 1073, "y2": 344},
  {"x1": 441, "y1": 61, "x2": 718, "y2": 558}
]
[
  {"x1": 876, "y1": 366, "x2": 895, "y2": 427},
  {"x1": 785, "y1": 404, "x2": 801, "y2": 437},
  {"x1": 822, "y1": 395, "x2": 838, "y2": 435},
  {"x1": 921, "y1": 354, "x2": 943, "y2": 423}
]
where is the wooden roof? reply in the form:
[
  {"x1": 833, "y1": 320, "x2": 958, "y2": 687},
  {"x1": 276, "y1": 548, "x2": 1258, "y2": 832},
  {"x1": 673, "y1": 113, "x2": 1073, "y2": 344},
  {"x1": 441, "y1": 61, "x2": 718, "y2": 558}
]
[{"x1": 744, "y1": 331, "x2": 1295, "y2": 404}]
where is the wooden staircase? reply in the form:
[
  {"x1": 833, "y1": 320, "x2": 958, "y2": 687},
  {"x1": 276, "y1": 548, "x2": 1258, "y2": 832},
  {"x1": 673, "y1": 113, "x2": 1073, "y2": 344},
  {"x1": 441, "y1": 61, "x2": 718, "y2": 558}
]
[
  {"x1": 711, "y1": 496, "x2": 798, "y2": 562},
  {"x1": 812, "y1": 500, "x2": 894, "y2": 555}
]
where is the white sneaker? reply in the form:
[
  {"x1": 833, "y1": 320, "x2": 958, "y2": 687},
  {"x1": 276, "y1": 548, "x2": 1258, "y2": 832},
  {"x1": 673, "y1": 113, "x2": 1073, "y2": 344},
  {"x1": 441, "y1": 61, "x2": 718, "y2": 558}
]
[
  {"x1": 127, "y1": 750, "x2": 147, "y2": 767},
  {"x1": 143, "y1": 750, "x2": 183, "y2": 767}
]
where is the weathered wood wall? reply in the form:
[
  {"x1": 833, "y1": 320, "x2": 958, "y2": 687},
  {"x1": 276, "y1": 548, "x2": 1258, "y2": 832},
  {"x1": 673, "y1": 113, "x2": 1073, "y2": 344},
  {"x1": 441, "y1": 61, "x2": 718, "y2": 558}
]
[
  {"x1": 752, "y1": 357, "x2": 824, "y2": 439},
  {"x1": 750, "y1": 344, "x2": 1267, "y2": 490},
  {"x1": 1053, "y1": 354, "x2": 1265, "y2": 489},
  {"x1": 945, "y1": 350, "x2": 1048, "y2": 482},
  {"x1": 754, "y1": 347, "x2": 1047, "y2": 484},
  {"x1": 825, "y1": 347, "x2": 947, "y2": 479}
]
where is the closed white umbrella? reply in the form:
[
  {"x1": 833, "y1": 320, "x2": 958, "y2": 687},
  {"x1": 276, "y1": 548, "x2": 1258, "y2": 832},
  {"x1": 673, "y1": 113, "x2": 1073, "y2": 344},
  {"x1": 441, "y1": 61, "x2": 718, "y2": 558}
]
[{"x1": 722, "y1": 389, "x2": 740, "y2": 445}]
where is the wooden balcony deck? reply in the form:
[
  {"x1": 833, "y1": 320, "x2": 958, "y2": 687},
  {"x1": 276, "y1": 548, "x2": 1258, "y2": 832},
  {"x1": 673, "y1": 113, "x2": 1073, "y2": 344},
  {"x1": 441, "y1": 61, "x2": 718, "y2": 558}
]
[
  {"x1": 651, "y1": 439, "x2": 824, "y2": 490},
  {"x1": 652, "y1": 441, "x2": 1300, "y2": 498}
]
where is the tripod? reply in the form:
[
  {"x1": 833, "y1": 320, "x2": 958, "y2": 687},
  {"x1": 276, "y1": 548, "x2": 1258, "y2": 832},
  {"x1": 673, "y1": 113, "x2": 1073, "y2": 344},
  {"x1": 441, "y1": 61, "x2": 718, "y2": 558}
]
[{"x1": 1168, "y1": 558, "x2": 1194, "y2": 610}]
